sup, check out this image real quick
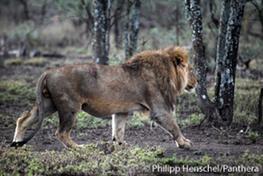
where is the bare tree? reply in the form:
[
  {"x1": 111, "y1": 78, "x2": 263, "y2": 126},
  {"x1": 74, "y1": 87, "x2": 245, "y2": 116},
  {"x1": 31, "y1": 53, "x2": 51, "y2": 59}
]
[
  {"x1": 93, "y1": 0, "x2": 112, "y2": 65},
  {"x1": 185, "y1": 0, "x2": 220, "y2": 123},
  {"x1": 124, "y1": 0, "x2": 141, "y2": 59},
  {"x1": 185, "y1": 0, "x2": 246, "y2": 126},
  {"x1": 113, "y1": 0, "x2": 125, "y2": 49},
  {"x1": 80, "y1": 0, "x2": 94, "y2": 36},
  {"x1": 215, "y1": 0, "x2": 246, "y2": 125},
  {"x1": 19, "y1": 0, "x2": 30, "y2": 20},
  {"x1": 215, "y1": 0, "x2": 231, "y2": 107},
  {"x1": 258, "y1": 88, "x2": 263, "y2": 126},
  {"x1": 208, "y1": 1, "x2": 219, "y2": 29},
  {"x1": 250, "y1": 0, "x2": 263, "y2": 35}
]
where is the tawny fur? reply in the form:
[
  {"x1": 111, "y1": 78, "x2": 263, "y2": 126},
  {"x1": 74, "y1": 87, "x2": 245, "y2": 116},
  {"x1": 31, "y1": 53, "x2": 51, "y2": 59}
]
[{"x1": 12, "y1": 46, "x2": 197, "y2": 149}]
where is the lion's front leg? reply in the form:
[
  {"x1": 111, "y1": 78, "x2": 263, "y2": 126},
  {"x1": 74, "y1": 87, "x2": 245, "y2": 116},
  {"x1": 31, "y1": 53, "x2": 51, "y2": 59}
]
[
  {"x1": 112, "y1": 113, "x2": 129, "y2": 145},
  {"x1": 151, "y1": 111, "x2": 192, "y2": 149}
]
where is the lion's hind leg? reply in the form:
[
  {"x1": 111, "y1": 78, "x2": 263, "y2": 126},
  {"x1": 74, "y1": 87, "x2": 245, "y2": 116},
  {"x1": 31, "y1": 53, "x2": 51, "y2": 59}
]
[
  {"x1": 112, "y1": 113, "x2": 129, "y2": 145},
  {"x1": 56, "y1": 110, "x2": 80, "y2": 148}
]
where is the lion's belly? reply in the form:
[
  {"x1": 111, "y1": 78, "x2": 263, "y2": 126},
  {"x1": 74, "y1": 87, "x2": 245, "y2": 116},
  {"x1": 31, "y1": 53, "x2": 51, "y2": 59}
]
[{"x1": 82, "y1": 99, "x2": 143, "y2": 118}]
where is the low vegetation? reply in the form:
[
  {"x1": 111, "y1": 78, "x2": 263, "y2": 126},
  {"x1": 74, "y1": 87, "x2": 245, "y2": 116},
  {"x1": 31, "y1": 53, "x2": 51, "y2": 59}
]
[
  {"x1": 0, "y1": 144, "x2": 261, "y2": 175},
  {"x1": 0, "y1": 80, "x2": 35, "y2": 107},
  {"x1": 4, "y1": 57, "x2": 47, "y2": 66},
  {"x1": 234, "y1": 78, "x2": 261, "y2": 124}
]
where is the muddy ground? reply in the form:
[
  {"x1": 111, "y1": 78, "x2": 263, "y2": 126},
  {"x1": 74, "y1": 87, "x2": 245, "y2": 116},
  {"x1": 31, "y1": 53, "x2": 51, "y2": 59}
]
[{"x1": 0, "y1": 57, "x2": 262, "y2": 175}]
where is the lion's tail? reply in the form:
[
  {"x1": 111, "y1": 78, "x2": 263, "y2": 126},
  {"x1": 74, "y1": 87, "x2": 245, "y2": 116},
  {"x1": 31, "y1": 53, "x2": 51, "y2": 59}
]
[{"x1": 22, "y1": 72, "x2": 48, "y2": 143}]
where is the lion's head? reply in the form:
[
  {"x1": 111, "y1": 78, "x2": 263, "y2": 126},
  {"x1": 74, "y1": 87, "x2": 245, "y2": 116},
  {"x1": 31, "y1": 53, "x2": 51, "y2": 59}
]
[
  {"x1": 124, "y1": 46, "x2": 197, "y2": 110},
  {"x1": 162, "y1": 46, "x2": 197, "y2": 93}
]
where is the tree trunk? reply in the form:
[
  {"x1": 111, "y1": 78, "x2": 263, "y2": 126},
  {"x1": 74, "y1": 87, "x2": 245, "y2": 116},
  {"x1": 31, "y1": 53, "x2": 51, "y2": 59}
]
[
  {"x1": 258, "y1": 88, "x2": 263, "y2": 126},
  {"x1": 93, "y1": 0, "x2": 111, "y2": 65},
  {"x1": 186, "y1": 0, "x2": 246, "y2": 126},
  {"x1": 215, "y1": 0, "x2": 246, "y2": 125},
  {"x1": 175, "y1": 8, "x2": 180, "y2": 45},
  {"x1": 19, "y1": 0, "x2": 30, "y2": 20},
  {"x1": 124, "y1": 1, "x2": 132, "y2": 59},
  {"x1": 114, "y1": 0, "x2": 125, "y2": 49},
  {"x1": 215, "y1": 0, "x2": 231, "y2": 106},
  {"x1": 250, "y1": 0, "x2": 263, "y2": 35},
  {"x1": 40, "y1": 0, "x2": 47, "y2": 24},
  {"x1": 124, "y1": 0, "x2": 141, "y2": 59},
  {"x1": 80, "y1": 0, "x2": 94, "y2": 37},
  {"x1": 105, "y1": 0, "x2": 112, "y2": 58},
  {"x1": 185, "y1": 0, "x2": 220, "y2": 123},
  {"x1": 114, "y1": 16, "x2": 121, "y2": 48}
]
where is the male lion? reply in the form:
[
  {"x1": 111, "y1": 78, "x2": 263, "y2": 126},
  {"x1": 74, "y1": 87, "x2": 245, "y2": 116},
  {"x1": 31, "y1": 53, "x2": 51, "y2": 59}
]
[{"x1": 11, "y1": 46, "x2": 197, "y2": 149}]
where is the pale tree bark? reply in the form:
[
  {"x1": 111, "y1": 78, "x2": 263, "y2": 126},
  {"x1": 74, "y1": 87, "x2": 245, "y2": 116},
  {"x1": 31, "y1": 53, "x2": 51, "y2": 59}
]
[
  {"x1": 93, "y1": 0, "x2": 112, "y2": 65},
  {"x1": 185, "y1": 0, "x2": 220, "y2": 123},
  {"x1": 215, "y1": 0, "x2": 246, "y2": 125},
  {"x1": 124, "y1": 0, "x2": 141, "y2": 59}
]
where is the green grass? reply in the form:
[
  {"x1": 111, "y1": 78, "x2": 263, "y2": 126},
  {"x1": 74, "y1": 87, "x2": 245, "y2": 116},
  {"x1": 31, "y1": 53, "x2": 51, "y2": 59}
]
[
  {"x1": 0, "y1": 144, "x2": 213, "y2": 176},
  {"x1": 77, "y1": 111, "x2": 110, "y2": 129},
  {"x1": 1, "y1": 144, "x2": 261, "y2": 175},
  {"x1": 203, "y1": 78, "x2": 261, "y2": 125},
  {"x1": 178, "y1": 113, "x2": 204, "y2": 128},
  {"x1": 4, "y1": 57, "x2": 47, "y2": 66},
  {"x1": 247, "y1": 131, "x2": 260, "y2": 143},
  {"x1": 4, "y1": 58, "x2": 23, "y2": 66},
  {"x1": 238, "y1": 150, "x2": 263, "y2": 166},
  {"x1": 24, "y1": 57, "x2": 47, "y2": 66},
  {"x1": 42, "y1": 111, "x2": 110, "y2": 130},
  {"x1": 43, "y1": 111, "x2": 149, "y2": 130},
  {"x1": 128, "y1": 112, "x2": 150, "y2": 128},
  {"x1": 234, "y1": 78, "x2": 261, "y2": 124},
  {"x1": 0, "y1": 80, "x2": 35, "y2": 106}
]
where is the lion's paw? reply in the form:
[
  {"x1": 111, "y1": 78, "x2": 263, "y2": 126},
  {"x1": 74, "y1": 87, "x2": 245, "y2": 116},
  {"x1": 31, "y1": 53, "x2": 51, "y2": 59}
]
[{"x1": 176, "y1": 137, "x2": 192, "y2": 150}]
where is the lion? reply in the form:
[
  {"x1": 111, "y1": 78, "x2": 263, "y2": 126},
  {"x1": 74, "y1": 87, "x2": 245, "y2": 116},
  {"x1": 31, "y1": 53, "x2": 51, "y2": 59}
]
[{"x1": 11, "y1": 46, "x2": 197, "y2": 149}]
